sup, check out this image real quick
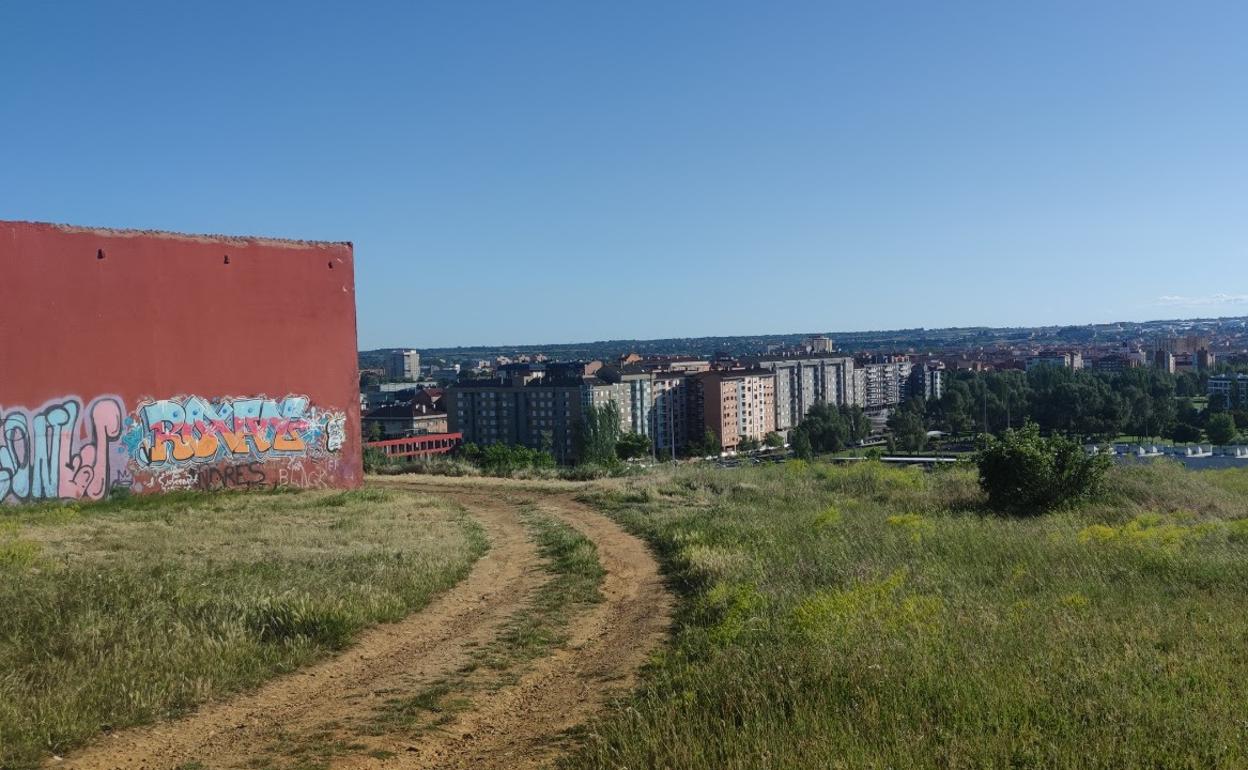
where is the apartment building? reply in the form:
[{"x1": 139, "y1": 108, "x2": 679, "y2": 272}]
[
  {"x1": 362, "y1": 401, "x2": 448, "y2": 439},
  {"x1": 744, "y1": 354, "x2": 858, "y2": 431},
  {"x1": 803, "y1": 335, "x2": 835, "y2": 353},
  {"x1": 385, "y1": 349, "x2": 421, "y2": 380},
  {"x1": 582, "y1": 370, "x2": 653, "y2": 437},
  {"x1": 632, "y1": 356, "x2": 712, "y2": 374},
  {"x1": 1090, "y1": 354, "x2": 1139, "y2": 373},
  {"x1": 1157, "y1": 335, "x2": 1211, "y2": 355},
  {"x1": 650, "y1": 370, "x2": 692, "y2": 454},
  {"x1": 692, "y1": 368, "x2": 776, "y2": 452},
  {"x1": 446, "y1": 377, "x2": 585, "y2": 463},
  {"x1": 908, "y1": 362, "x2": 944, "y2": 401},
  {"x1": 1208, "y1": 374, "x2": 1248, "y2": 406},
  {"x1": 858, "y1": 360, "x2": 913, "y2": 410},
  {"x1": 1153, "y1": 350, "x2": 1177, "y2": 374},
  {"x1": 1025, "y1": 351, "x2": 1084, "y2": 371},
  {"x1": 447, "y1": 361, "x2": 654, "y2": 463},
  {"x1": 614, "y1": 370, "x2": 654, "y2": 435}
]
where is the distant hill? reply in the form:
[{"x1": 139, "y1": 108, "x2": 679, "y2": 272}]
[{"x1": 360, "y1": 315, "x2": 1248, "y2": 366}]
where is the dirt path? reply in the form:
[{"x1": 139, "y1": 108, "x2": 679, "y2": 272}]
[
  {"x1": 57, "y1": 478, "x2": 671, "y2": 770},
  {"x1": 354, "y1": 478, "x2": 673, "y2": 770}
]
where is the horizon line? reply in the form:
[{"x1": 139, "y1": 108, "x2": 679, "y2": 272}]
[{"x1": 364, "y1": 313, "x2": 1248, "y2": 353}]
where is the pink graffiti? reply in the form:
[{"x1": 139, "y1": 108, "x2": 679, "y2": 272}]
[
  {"x1": 59, "y1": 399, "x2": 124, "y2": 500},
  {"x1": 0, "y1": 396, "x2": 124, "y2": 503}
]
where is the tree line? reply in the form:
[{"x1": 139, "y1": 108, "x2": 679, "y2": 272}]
[
  {"x1": 789, "y1": 366, "x2": 1248, "y2": 455},
  {"x1": 910, "y1": 366, "x2": 1246, "y2": 447}
]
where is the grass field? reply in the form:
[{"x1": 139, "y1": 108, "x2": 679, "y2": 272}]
[
  {"x1": 570, "y1": 459, "x2": 1248, "y2": 769},
  {"x1": 0, "y1": 487, "x2": 486, "y2": 770}
]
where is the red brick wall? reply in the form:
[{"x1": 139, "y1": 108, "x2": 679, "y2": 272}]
[{"x1": 0, "y1": 221, "x2": 362, "y2": 501}]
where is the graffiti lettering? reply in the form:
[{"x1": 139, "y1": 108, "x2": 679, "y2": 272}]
[
  {"x1": 276, "y1": 458, "x2": 331, "y2": 490},
  {"x1": 326, "y1": 414, "x2": 346, "y2": 453},
  {"x1": 194, "y1": 462, "x2": 268, "y2": 491},
  {"x1": 0, "y1": 397, "x2": 124, "y2": 503},
  {"x1": 1, "y1": 393, "x2": 350, "y2": 503},
  {"x1": 125, "y1": 395, "x2": 345, "y2": 468}
]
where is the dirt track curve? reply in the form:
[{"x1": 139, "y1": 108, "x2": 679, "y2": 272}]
[{"x1": 58, "y1": 477, "x2": 671, "y2": 770}]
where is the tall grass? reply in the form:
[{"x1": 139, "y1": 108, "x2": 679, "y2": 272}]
[
  {"x1": 369, "y1": 454, "x2": 642, "y2": 481},
  {"x1": 0, "y1": 488, "x2": 486, "y2": 770},
  {"x1": 569, "y1": 460, "x2": 1248, "y2": 769}
]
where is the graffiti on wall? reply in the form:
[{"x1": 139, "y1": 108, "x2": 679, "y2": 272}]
[
  {"x1": 0, "y1": 393, "x2": 349, "y2": 503},
  {"x1": 121, "y1": 394, "x2": 344, "y2": 467},
  {"x1": 0, "y1": 397, "x2": 125, "y2": 503}
]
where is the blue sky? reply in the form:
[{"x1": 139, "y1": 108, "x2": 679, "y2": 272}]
[{"x1": 3, "y1": 1, "x2": 1246, "y2": 348}]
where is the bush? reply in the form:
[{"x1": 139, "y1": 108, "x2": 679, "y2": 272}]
[
  {"x1": 363, "y1": 446, "x2": 391, "y2": 473},
  {"x1": 1207, "y1": 413, "x2": 1238, "y2": 445},
  {"x1": 737, "y1": 437, "x2": 761, "y2": 452},
  {"x1": 373, "y1": 455, "x2": 481, "y2": 477},
  {"x1": 976, "y1": 422, "x2": 1112, "y2": 515},
  {"x1": 457, "y1": 442, "x2": 556, "y2": 476},
  {"x1": 792, "y1": 429, "x2": 814, "y2": 460},
  {"x1": 616, "y1": 431, "x2": 652, "y2": 460},
  {"x1": 1170, "y1": 421, "x2": 1203, "y2": 443}
]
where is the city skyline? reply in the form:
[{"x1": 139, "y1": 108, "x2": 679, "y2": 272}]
[{"x1": 368, "y1": 312, "x2": 1248, "y2": 354}]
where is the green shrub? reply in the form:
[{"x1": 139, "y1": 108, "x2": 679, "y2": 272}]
[
  {"x1": 976, "y1": 422, "x2": 1112, "y2": 515},
  {"x1": 616, "y1": 431, "x2": 652, "y2": 460},
  {"x1": 363, "y1": 446, "x2": 391, "y2": 473},
  {"x1": 457, "y1": 442, "x2": 556, "y2": 476},
  {"x1": 1207, "y1": 413, "x2": 1238, "y2": 445}
]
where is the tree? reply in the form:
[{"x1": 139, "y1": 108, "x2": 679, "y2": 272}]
[
  {"x1": 764, "y1": 432, "x2": 785, "y2": 448},
  {"x1": 1170, "y1": 422, "x2": 1203, "y2": 443},
  {"x1": 792, "y1": 404, "x2": 849, "y2": 453},
  {"x1": 840, "y1": 405, "x2": 871, "y2": 443},
  {"x1": 577, "y1": 402, "x2": 622, "y2": 465},
  {"x1": 791, "y1": 428, "x2": 814, "y2": 460},
  {"x1": 365, "y1": 421, "x2": 383, "y2": 442},
  {"x1": 691, "y1": 428, "x2": 722, "y2": 457},
  {"x1": 887, "y1": 405, "x2": 927, "y2": 452},
  {"x1": 737, "y1": 437, "x2": 761, "y2": 452},
  {"x1": 616, "y1": 431, "x2": 652, "y2": 460},
  {"x1": 976, "y1": 422, "x2": 1112, "y2": 515},
  {"x1": 1207, "y1": 413, "x2": 1238, "y2": 445}
]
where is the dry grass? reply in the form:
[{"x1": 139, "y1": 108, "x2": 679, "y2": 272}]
[{"x1": 0, "y1": 487, "x2": 486, "y2": 770}]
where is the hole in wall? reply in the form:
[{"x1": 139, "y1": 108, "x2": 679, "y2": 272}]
[
  {"x1": 224, "y1": 255, "x2": 230, "y2": 265},
  {"x1": 328, "y1": 261, "x2": 334, "y2": 269},
  {"x1": 97, "y1": 249, "x2": 105, "y2": 260}
]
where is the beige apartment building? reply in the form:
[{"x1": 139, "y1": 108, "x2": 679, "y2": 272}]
[
  {"x1": 745, "y1": 353, "x2": 858, "y2": 431},
  {"x1": 693, "y1": 368, "x2": 776, "y2": 452}
]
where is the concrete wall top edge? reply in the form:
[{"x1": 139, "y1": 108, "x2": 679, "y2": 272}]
[{"x1": 1, "y1": 219, "x2": 353, "y2": 250}]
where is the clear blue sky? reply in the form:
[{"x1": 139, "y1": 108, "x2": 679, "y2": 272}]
[{"x1": 3, "y1": 1, "x2": 1246, "y2": 348}]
